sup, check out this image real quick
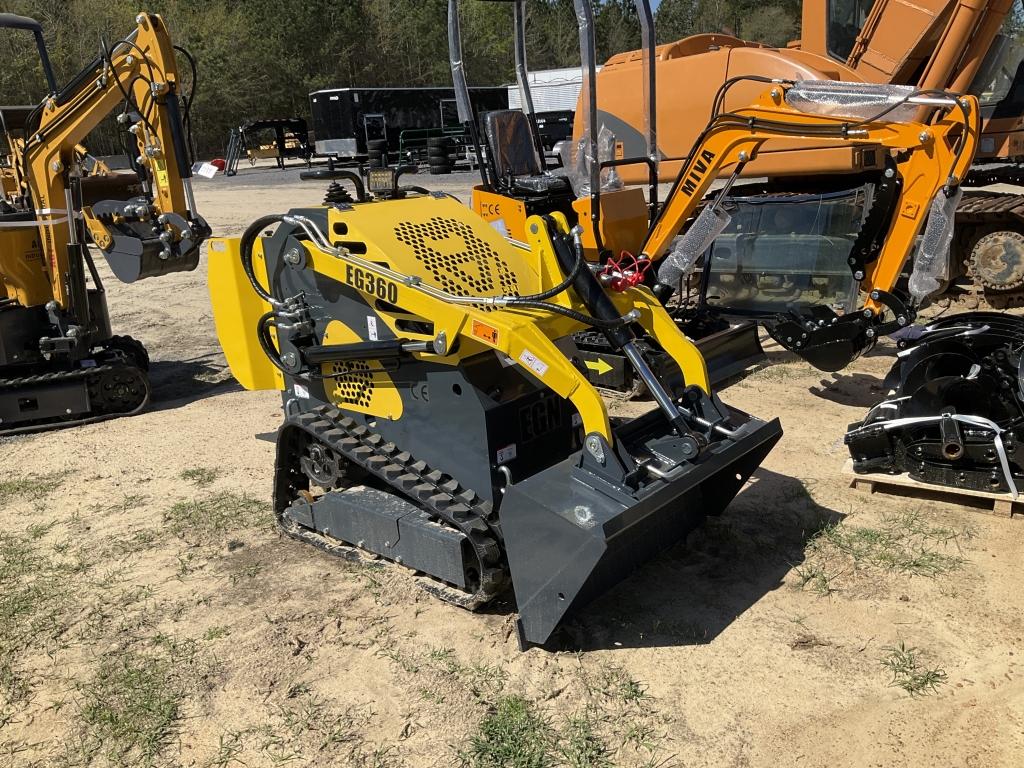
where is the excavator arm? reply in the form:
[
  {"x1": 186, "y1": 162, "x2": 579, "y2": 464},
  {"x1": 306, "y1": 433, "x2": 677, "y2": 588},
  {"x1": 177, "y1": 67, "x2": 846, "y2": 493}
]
[
  {"x1": 635, "y1": 83, "x2": 979, "y2": 371},
  {"x1": 10, "y1": 12, "x2": 207, "y2": 311}
]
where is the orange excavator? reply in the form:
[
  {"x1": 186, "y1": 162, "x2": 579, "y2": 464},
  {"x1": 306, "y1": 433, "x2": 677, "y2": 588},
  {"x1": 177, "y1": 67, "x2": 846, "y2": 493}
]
[{"x1": 590, "y1": 0, "x2": 1024, "y2": 306}]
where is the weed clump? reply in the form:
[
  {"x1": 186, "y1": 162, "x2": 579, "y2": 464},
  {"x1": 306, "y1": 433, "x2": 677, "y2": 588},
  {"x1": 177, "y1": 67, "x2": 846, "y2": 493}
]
[
  {"x1": 180, "y1": 467, "x2": 221, "y2": 487},
  {"x1": 463, "y1": 695, "x2": 554, "y2": 768},
  {"x1": 794, "y1": 510, "x2": 968, "y2": 595},
  {"x1": 163, "y1": 492, "x2": 269, "y2": 539},
  {"x1": 76, "y1": 651, "x2": 182, "y2": 765},
  {"x1": 881, "y1": 640, "x2": 948, "y2": 696}
]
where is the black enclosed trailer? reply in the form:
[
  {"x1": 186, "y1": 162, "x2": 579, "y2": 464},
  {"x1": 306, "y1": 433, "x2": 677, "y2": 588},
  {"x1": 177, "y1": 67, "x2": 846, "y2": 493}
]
[{"x1": 308, "y1": 86, "x2": 508, "y2": 159}]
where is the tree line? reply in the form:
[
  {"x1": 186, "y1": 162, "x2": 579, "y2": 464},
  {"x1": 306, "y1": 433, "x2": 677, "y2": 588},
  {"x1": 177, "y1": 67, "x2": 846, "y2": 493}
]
[{"x1": 0, "y1": 0, "x2": 801, "y2": 158}]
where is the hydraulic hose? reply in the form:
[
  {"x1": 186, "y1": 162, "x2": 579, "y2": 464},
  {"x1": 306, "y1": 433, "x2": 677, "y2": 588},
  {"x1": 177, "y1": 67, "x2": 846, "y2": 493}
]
[
  {"x1": 240, "y1": 214, "x2": 284, "y2": 303},
  {"x1": 507, "y1": 227, "x2": 584, "y2": 303},
  {"x1": 505, "y1": 222, "x2": 634, "y2": 329},
  {"x1": 507, "y1": 299, "x2": 633, "y2": 329},
  {"x1": 258, "y1": 311, "x2": 367, "y2": 381},
  {"x1": 256, "y1": 311, "x2": 289, "y2": 375}
]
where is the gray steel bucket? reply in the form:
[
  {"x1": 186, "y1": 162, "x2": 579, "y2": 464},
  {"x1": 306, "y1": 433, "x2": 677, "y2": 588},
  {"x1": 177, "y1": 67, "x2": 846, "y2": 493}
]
[{"x1": 501, "y1": 408, "x2": 782, "y2": 646}]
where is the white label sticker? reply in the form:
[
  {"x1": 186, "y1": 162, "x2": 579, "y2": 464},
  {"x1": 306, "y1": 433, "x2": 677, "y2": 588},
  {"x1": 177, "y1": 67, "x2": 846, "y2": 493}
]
[
  {"x1": 496, "y1": 444, "x2": 517, "y2": 464},
  {"x1": 294, "y1": 382, "x2": 309, "y2": 399},
  {"x1": 518, "y1": 349, "x2": 549, "y2": 378},
  {"x1": 367, "y1": 316, "x2": 378, "y2": 341}
]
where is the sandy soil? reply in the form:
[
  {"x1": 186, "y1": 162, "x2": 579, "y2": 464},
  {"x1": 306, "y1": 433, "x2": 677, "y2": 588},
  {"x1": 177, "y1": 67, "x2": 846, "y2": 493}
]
[{"x1": 1, "y1": 163, "x2": 1022, "y2": 767}]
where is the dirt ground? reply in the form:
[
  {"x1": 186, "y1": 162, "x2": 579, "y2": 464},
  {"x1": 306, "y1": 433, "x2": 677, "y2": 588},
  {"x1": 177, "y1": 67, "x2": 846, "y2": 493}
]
[{"x1": 2, "y1": 164, "x2": 1023, "y2": 767}]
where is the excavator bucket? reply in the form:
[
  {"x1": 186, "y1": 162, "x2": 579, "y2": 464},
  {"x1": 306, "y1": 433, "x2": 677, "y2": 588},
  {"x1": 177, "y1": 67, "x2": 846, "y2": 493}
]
[{"x1": 503, "y1": 405, "x2": 782, "y2": 647}]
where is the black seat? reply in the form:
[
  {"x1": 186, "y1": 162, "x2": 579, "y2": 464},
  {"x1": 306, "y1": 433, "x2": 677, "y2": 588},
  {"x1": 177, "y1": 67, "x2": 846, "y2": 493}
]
[{"x1": 483, "y1": 110, "x2": 569, "y2": 195}]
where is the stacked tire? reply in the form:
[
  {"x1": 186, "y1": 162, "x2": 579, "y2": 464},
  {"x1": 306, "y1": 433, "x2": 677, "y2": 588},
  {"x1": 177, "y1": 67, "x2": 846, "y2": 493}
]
[
  {"x1": 427, "y1": 136, "x2": 453, "y2": 175},
  {"x1": 367, "y1": 139, "x2": 387, "y2": 168}
]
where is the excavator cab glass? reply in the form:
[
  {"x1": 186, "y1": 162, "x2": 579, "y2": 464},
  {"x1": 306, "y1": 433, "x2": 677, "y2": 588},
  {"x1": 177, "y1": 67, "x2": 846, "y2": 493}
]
[
  {"x1": 971, "y1": 15, "x2": 1024, "y2": 116},
  {"x1": 827, "y1": 0, "x2": 876, "y2": 61}
]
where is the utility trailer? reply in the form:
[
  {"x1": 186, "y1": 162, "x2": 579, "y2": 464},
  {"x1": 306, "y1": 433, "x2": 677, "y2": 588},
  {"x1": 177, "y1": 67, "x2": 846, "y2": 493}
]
[
  {"x1": 224, "y1": 118, "x2": 312, "y2": 177},
  {"x1": 308, "y1": 86, "x2": 508, "y2": 161}
]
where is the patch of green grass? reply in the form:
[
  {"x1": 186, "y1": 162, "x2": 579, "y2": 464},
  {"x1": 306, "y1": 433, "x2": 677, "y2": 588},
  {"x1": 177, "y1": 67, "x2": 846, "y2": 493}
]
[
  {"x1": 208, "y1": 690, "x2": 393, "y2": 767},
  {"x1": 881, "y1": 640, "x2": 948, "y2": 696},
  {"x1": 751, "y1": 362, "x2": 815, "y2": 383},
  {"x1": 462, "y1": 695, "x2": 554, "y2": 768},
  {"x1": 180, "y1": 467, "x2": 221, "y2": 488},
  {"x1": 0, "y1": 471, "x2": 69, "y2": 508},
  {"x1": 584, "y1": 663, "x2": 649, "y2": 706},
  {"x1": 164, "y1": 492, "x2": 270, "y2": 541},
  {"x1": 792, "y1": 562, "x2": 841, "y2": 596},
  {"x1": 75, "y1": 651, "x2": 182, "y2": 766},
  {"x1": 0, "y1": 530, "x2": 76, "y2": 691},
  {"x1": 795, "y1": 510, "x2": 968, "y2": 595},
  {"x1": 820, "y1": 511, "x2": 966, "y2": 575},
  {"x1": 558, "y1": 710, "x2": 612, "y2": 768},
  {"x1": 277, "y1": 690, "x2": 358, "y2": 752},
  {"x1": 203, "y1": 625, "x2": 232, "y2": 641},
  {"x1": 205, "y1": 731, "x2": 246, "y2": 768}
]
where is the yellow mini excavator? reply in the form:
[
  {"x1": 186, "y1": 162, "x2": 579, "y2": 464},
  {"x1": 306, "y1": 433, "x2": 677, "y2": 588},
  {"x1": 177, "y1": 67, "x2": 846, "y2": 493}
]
[
  {"x1": 208, "y1": 73, "x2": 976, "y2": 645},
  {"x1": 0, "y1": 12, "x2": 208, "y2": 434}
]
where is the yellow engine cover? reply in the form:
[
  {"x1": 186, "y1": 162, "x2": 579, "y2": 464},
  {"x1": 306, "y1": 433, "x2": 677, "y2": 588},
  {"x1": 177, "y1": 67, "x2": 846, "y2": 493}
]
[
  {"x1": 0, "y1": 224, "x2": 49, "y2": 305},
  {"x1": 320, "y1": 320, "x2": 403, "y2": 419},
  {"x1": 331, "y1": 195, "x2": 544, "y2": 298}
]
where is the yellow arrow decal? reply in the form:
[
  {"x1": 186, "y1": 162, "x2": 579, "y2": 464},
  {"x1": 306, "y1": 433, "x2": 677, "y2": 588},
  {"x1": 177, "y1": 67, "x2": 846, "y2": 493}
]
[{"x1": 584, "y1": 358, "x2": 613, "y2": 376}]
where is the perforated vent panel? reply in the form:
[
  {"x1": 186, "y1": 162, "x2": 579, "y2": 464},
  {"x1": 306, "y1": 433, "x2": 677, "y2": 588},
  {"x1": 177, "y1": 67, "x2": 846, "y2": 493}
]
[
  {"x1": 328, "y1": 361, "x2": 374, "y2": 409},
  {"x1": 394, "y1": 217, "x2": 519, "y2": 308}
]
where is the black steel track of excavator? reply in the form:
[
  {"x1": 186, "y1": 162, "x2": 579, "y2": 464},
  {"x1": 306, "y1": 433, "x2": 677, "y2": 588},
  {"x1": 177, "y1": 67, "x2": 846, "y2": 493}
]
[
  {"x1": 274, "y1": 405, "x2": 508, "y2": 610},
  {"x1": 0, "y1": 360, "x2": 149, "y2": 436}
]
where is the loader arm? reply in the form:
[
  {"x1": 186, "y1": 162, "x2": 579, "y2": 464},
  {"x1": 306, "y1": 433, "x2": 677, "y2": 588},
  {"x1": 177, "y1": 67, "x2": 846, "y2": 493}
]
[
  {"x1": 12, "y1": 12, "x2": 206, "y2": 310},
  {"x1": 638, "y1": 83, "x2": 979, "y2": 370}
]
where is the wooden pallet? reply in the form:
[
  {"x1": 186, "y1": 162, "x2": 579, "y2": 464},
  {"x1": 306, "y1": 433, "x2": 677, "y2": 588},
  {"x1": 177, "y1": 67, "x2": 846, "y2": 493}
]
[{"x1": 843, "y1": 460, "x2": 1023, "y2": 519}]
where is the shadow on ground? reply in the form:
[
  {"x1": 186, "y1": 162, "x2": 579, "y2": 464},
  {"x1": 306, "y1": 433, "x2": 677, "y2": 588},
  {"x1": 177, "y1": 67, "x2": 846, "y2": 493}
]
[
  {"x1": 808, "y1": 372, "x2": 886, "y2": 408},
  {"x1": 149, "y1": 355, "x2": 241, "y2": 407},
  {"x1": 546, "y1": 468, "x2": 844, "y2": 651}
]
